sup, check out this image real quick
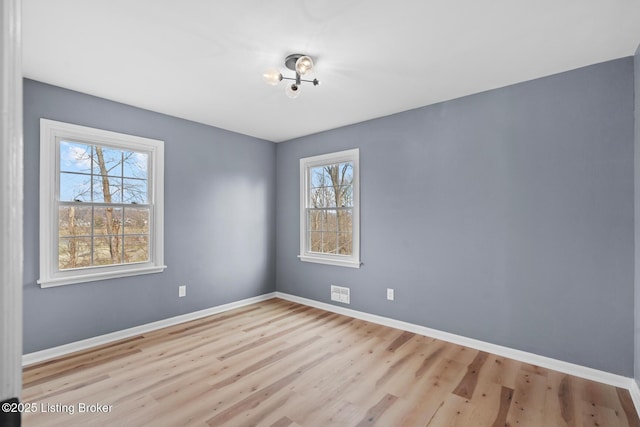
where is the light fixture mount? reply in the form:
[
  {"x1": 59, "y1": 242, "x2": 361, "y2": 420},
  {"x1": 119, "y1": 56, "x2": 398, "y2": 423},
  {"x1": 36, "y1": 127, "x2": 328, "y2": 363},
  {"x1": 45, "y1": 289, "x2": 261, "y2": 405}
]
[
  {"x1": 284, "y1": 54, "x2": 304, "y2": 71},
  {"x1": 263, "y1": 53, "x2": 320, "y2": 98}
]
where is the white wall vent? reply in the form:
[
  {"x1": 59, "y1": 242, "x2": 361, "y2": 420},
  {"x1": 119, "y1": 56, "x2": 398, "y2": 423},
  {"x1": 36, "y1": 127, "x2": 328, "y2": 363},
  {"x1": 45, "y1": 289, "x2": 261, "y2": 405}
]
[{"x1": 331, "y1": 285, "x2": 350, "y2": 304}]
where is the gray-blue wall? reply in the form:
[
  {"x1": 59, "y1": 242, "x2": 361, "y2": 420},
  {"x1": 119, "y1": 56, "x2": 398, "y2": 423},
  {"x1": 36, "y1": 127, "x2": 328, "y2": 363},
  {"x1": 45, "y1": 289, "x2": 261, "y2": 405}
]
[
  {"x1": 23, "y1": 79, "x2": 276, "y2": 353},
  {"x1": 276, "y1": 58, "x2": 635, "y2": 376}
]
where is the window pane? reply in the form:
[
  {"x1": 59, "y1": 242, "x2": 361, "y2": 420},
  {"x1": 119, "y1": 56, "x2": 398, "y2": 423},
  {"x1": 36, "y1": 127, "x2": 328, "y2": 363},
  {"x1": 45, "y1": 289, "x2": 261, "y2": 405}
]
[
  {"x1": 94, "y1": 207, "x2": 123, "y2": 236},
  {"x1": 124, "y1": 235, "x2": 149, "y2": 263},
  {"x1": 336, "y1": 185, "x2": 353, "y2": 207},
  {"x1": 323, "y1": 186, "x2": 337, "y2": 208},
  {"x1": 60, "y1": 172, "x2": 91, "y2": 202},
  {"x1": 124, "y1": 207, "x2": 149, "y2": 234},
  {"x1": 309, "y1": 231, "x2": 322, "y2": 252},
  {"x1": 308, "y1": 210, "x2": 322, "y2": 232},
  {"x1": 93, "y1": 176, "x2": 122, "y2": 203},
  {"x1": 337, "y1": 209, "x2": 353, "y2": 232},
  {"x1": 322, "y1": 232, "x2": 337, "y2": 254},
  {"x1": 123, "y1": 178, "x2": 148, "y2": 204},
  {"x1": 310, "y1": 166, "x2": 330, "y2": 188},
  {"x1": 306, "y1": 208, "x2": 357, "y2": 255},
  {"x1": 323, "y1": 164, "x2": 342, "y2": 189},
  {"x1": 338, "y1": 162, "x2": 354, "y2": 185},
  {"x1": 323, "y1": 209, "x2": 337, "y2": 232},
  {"x1": 93, "y1": 146, "x2": 122, "y2": 176},
  {"x1": 309, "y1": 187, "x2": 326, "y2": 208},
  {"x1": 93, "y1": 236, "x2": 122, "y2": 265},
  {"x1": 59, "y1": 237, "x2": 91, "y2": 269},
  {"x1": 123, "y1": 151, "x2": 148, "y2": 179},
  {"x1": 337, "y1": 232, "x2": 353, "y2": 255},
  {"x1": 59, "y1": 206, "x2": 92, "y2": 237},
  {"x1": 59, "y1": 141, "x2": 92, "y2": 173}
]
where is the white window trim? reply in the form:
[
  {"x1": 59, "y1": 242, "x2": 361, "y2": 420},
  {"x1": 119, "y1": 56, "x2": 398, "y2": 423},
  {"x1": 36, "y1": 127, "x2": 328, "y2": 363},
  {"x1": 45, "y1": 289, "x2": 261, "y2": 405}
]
[
  {"x1": 299, "y1": 148, "x2": 360, "y2": 268},
  {"x1": 38, "y1": 119, "x2": 166, "y2": 288}
]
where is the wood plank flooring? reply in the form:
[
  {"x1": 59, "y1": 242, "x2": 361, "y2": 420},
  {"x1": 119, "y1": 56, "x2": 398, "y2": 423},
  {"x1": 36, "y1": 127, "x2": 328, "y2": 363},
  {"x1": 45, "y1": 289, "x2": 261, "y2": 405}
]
[{"x1": 22, "y1": 298, "x2": 640, "y2": 427}]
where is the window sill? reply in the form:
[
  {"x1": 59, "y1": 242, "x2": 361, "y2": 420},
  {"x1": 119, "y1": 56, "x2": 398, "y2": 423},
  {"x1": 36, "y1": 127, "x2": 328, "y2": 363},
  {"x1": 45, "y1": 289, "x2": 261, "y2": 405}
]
[
  {"x1": 298, "y1": 255, "x2": 361, "y2": 269},
  {"x1": 38, "y1": 265, "x2": 167, "y2": 288}
]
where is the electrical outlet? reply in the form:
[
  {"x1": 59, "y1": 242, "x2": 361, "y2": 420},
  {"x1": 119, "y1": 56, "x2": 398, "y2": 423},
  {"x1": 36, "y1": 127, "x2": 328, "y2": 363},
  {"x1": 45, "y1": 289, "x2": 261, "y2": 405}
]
[
  {"x1": 387, "y1": 288, "x2": 394, "y2": 301},
  {"x1": 178, "y1": 285, "x2": 186, "y2": 297}
]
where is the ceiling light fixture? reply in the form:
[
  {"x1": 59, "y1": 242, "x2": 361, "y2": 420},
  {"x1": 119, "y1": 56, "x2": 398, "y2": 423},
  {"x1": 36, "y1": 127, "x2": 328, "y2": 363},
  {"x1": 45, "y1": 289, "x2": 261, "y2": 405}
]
[{"x1": 263, "y1": 53, "x2": 319, "y2": 99}]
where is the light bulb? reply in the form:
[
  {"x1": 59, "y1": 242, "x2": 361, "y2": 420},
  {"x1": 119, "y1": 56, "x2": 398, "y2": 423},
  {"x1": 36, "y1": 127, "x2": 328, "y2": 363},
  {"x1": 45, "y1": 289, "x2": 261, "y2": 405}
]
[
  {"x1": 262, "y1": 68, "x2": 282, "y2": 86},
  {"x1": 295, "y1": 56, "x2": 314, "y2": 76},
  {"x1": 285, "y1": 83, "x2": 300, "y2": 99}
]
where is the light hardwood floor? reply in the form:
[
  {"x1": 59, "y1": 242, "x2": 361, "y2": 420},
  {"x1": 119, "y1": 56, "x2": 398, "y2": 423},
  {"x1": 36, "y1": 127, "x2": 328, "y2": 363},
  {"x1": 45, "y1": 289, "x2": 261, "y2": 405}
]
[{"x1": 22, "y1": 298, "x2": 640, "y2": 427}]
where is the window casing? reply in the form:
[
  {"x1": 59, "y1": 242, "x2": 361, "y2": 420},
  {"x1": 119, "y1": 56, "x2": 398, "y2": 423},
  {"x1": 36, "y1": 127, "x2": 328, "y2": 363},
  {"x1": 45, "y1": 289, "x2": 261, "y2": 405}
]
[
  {"x1": 39, "y1": 119, "x2": 165, "y2": 287},
  {"x1": 299, "y1": 148, "x2": 360, "y2": 268}
]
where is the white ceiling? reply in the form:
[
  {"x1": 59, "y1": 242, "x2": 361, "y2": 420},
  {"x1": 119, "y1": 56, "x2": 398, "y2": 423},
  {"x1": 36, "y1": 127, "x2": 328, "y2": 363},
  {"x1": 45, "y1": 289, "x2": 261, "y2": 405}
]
[{"x1": 22, "y1": 0, "x2": 640, "y2": 142}]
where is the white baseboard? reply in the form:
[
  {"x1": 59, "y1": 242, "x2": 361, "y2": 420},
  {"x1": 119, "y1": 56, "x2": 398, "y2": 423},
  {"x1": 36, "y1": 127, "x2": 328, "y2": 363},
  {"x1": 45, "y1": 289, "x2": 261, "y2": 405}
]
[
  {"x1": 630, "y1": 380, "x2": 640, "y2": 415},
  {"x1": 22, "y1": 292, "x2": 276, "y2": 366},
  {"x1": 275, "y1": 292, "x2": 633, "y2": 390}
]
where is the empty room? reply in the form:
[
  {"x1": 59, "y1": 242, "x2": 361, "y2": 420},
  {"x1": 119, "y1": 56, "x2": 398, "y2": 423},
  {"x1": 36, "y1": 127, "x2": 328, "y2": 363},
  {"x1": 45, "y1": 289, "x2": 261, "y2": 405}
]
[{"x1": 2, "y1": 0, "x2": 640, "y2": 426}]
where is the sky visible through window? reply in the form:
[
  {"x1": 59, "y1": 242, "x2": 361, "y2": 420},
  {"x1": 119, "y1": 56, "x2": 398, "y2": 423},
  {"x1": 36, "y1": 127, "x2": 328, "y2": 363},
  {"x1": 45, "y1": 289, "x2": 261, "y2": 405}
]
[{"x1": 59, "y1": 141, "x2": 148, "y2": 203}]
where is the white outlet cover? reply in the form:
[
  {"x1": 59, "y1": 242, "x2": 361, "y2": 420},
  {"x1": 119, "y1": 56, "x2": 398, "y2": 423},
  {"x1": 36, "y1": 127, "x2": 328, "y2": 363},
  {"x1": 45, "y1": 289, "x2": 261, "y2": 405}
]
[
  {"x1": 178, "y1": 285, "x2": 186, "y2": 297},
  {"x1": 387, "y1": 288, "x2": 394, "y2": 301}
]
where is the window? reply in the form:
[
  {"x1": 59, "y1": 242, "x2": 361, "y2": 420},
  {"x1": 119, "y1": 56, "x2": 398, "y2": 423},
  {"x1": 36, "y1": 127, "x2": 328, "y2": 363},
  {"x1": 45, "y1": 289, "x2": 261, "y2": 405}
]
[
  {"x1": 39, "y1": 119, "x2": 165, "y2": 287},
  {"x1": 299, "y1": 148, "x2": 360, "y2": 268}
]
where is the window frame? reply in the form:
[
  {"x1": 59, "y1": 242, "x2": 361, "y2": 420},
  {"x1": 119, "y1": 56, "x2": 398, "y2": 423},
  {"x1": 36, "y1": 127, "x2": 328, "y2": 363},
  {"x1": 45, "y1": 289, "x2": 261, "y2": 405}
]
[
  {"x1": 38, "y1": 119, "x2": 166, "y2": 288},
  {"x1": 299, "y1": 148, "x2": 360, "y2": 268}
]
